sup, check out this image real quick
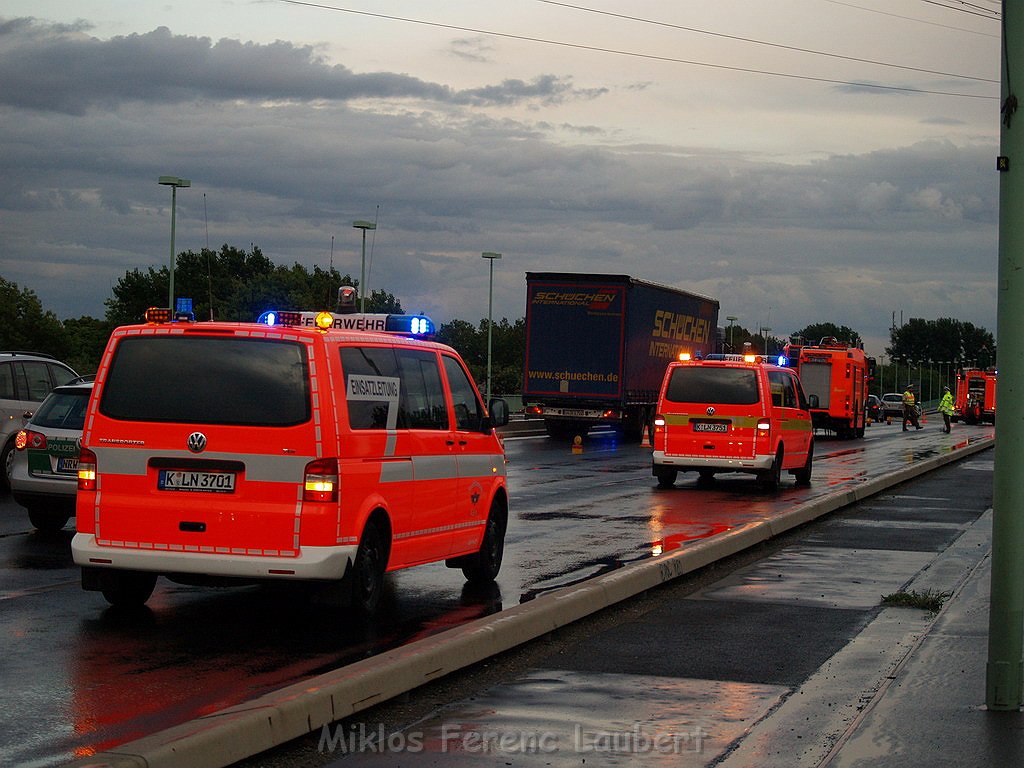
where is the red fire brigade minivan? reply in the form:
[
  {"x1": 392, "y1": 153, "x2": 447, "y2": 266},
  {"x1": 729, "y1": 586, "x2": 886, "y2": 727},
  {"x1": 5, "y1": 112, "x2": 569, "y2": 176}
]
[
  {"x1": 72, "y1": 309, "x2": 509, "y2": 612},
  {"x1": 651, "y1": 354, "x2": 817, "y2": 489}
]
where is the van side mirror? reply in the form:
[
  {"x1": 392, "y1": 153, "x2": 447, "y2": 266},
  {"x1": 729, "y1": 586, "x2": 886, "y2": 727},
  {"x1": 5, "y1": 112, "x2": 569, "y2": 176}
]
[
  {"x1": 487, "y1": 398, "x2": 510, "y2": 429},
  {"x1": 807, "y1": 394, "x2": 819, "y2": 410}
]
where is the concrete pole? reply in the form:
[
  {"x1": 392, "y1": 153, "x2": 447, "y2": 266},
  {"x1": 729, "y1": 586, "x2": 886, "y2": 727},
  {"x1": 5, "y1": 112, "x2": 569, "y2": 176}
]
[
  {"x1": 168, "y1": 185, "x2": 177, "y2": 311},
  {"x1": 987, "y1": 0, "x2": 1024, "y2": 711}
]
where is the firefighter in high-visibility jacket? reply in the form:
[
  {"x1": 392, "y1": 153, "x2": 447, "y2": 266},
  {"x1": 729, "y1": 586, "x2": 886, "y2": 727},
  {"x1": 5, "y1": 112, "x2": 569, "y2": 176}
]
[
  {"x1": 902, "y1": 385, "x2": 922, "y2": 431},
  {"x1": 938, "y1": 385, "x2": 954, "y2": 433}
]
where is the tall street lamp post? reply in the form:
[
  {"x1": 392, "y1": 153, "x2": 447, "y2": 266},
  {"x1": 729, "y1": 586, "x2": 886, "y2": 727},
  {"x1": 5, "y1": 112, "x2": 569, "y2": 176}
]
[
  {"x1": 482, "y1": 252, "x2": 502, "y2": 403},
  {"x1": 762, "y1": 327, "x2": 772, "y2": 356},
  {"x1": 726, "y1": 315, "x2": 737, "y2": 352},
  {"x1": 159, "y1": 176, "x2": 191, "y2": 311},
  {"x1": 352, "y1": 220, "x2": 376, "y2": 312}
]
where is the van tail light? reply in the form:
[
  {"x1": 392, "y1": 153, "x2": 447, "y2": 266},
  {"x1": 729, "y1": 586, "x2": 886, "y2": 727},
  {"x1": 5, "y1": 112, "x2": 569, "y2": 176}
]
[
  {"x1": 303, "y1": 458, "x2": 339, "y2": 503},
  {"x1": 756, "y1": 419, "x2": 771, "y2": 436},
  {"x1": 654, "y1": 415, "x2": 666, "y2": 435},
  {"x1": 78, "y1": 447, "x2": 97, "y2": 491}
]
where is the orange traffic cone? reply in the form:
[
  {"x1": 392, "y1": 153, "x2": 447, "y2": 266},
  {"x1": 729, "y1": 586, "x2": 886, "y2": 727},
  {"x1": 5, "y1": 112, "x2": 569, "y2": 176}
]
[{"x1": 640, "y1": 423, "x2": 652, "y2": 448}]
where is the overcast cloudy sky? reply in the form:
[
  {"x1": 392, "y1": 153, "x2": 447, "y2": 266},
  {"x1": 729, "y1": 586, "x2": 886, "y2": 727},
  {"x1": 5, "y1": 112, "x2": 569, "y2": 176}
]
[{"x1": 0, "y1": 0, "x2": 1002, "y2": 354}]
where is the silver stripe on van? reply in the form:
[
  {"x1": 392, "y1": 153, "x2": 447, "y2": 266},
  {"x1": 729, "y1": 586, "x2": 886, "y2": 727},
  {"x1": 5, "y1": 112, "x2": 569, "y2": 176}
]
[
  {"x1": 376, "y1": 453, "x2": 506, "y2": 483},
  {"x1": 413, "y1": 455, "x2": 459, "y2": 481},
  {"x1": 91, "y1": 447, "x2": 314, "y2": 482},
  {"x1": 458, "y1": 453, "x2": 508, "y2": 478}
]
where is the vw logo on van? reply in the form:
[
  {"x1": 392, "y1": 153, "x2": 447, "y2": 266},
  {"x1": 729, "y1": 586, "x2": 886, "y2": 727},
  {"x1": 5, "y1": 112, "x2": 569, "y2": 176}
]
[
  {"x1": 706, "y1": 407, "x2": 716, "y2": 416},
  {"x1": 187, "y1": 432, "x2": 208, "y2": 453}
]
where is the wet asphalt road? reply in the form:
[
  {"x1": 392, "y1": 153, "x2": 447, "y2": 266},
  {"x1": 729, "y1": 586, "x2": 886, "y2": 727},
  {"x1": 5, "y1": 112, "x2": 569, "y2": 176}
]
[{"x1": 0, "y1": 420, "x2": 993, "y2": 766}]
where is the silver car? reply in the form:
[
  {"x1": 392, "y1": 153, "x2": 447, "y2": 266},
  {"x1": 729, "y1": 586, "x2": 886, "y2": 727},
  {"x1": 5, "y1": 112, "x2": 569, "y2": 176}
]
[
  {"x1": 1, "y1": 351, "x2": 79, "y2": 491},
  {"x1": 10, "y1": 379, "x2": 93, "y2": 532}
]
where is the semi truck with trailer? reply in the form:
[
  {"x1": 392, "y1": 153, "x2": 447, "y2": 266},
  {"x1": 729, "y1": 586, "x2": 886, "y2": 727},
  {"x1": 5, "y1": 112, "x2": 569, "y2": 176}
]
[
  {"x1": 522, "y1": 272, "x2": 720, "y2": 440},
  {"x1": 782, "y1": 336, "x2": 875, "y2": 439}
]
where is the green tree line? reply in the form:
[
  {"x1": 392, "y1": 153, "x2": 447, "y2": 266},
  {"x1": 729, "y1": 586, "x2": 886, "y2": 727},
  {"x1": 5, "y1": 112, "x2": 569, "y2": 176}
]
[{"x1": 2, "y1": 247, "x2": 996, "y2": 398}]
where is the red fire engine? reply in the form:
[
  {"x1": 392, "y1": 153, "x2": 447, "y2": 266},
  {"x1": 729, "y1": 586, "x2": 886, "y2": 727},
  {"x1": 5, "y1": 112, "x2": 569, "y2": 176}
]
[
  {"x1": 953, "y1": 367, "x2": 997, "y2": 424},
  {"x1": 782, "y1": 336, "x2": 876, "y2": 439}
]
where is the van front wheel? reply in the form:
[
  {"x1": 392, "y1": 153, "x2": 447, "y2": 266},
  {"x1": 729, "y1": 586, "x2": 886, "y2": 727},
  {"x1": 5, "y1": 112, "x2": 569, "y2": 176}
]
[
  {"x1": 793, "y1": 443, "x2": 813, "y2": 486},
  {"x1": 459, "y1": 500, "x2": 507, "y2": 585}
]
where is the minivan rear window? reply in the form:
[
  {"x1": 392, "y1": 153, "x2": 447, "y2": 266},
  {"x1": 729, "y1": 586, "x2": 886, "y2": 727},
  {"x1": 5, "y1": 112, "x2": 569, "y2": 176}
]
[
  {"x1": 100, "y1": 336, "x2": 310, "y2": 425},
  {"x1": 665, "y1": 366, "x2": 759, "y2": 405}
]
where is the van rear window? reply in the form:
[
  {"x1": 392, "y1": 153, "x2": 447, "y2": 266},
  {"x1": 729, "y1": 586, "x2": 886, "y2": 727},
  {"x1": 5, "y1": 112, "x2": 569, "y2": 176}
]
[
  {"x1": 665, "y1": 367, "x2": 759, "y2": 405},
  {"x1": 100, "y1": 336, "x2": 310, "y2": 425}
]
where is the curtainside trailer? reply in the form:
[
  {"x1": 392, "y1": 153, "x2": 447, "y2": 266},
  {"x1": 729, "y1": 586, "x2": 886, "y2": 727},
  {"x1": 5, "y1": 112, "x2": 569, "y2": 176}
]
[{"x1": 522, "y1": 272, "x2": 720, "y2": 440}]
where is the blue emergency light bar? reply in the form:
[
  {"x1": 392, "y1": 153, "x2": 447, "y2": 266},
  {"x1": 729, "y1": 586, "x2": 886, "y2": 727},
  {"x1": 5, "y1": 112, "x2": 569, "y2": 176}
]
[
  {"x1": 257, "y1": 310, "x2": 434, "y2": 338},
  {"x1": 386, "y1": 314, "x2": 434, "y2": 337}
]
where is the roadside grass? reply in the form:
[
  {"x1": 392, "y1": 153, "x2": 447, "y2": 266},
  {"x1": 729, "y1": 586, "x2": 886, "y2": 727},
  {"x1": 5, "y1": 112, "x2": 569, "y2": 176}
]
[{"x1": 880, "y1": 588, "x2": 953, "y2": 613}]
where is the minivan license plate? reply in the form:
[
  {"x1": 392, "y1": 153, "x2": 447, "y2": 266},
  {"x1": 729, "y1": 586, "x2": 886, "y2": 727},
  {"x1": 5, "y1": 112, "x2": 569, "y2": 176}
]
[
  {"x1": 693, "y1": 422, "x2": 728, "y2": 433},
  {"x1": 158, "y1": 469, "x2": 236, "y2": 493}
]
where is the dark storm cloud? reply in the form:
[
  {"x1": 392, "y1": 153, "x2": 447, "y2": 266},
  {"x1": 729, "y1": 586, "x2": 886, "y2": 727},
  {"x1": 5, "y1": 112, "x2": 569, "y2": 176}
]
[{"x1": 0, "y1": 17, "x2": 601, "y2": 115}]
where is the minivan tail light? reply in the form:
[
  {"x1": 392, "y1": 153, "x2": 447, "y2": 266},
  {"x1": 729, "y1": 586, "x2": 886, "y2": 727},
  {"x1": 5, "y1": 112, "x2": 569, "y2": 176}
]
[
  {"x1": 78, "y1": 447, "x2": 97, "y2": 491},
  {"x1": 756, "y1": 419, "x2": 771, "y2": 434},
  {"x1": 304, "y1": 458, "x2": 339, "y2": 502}
]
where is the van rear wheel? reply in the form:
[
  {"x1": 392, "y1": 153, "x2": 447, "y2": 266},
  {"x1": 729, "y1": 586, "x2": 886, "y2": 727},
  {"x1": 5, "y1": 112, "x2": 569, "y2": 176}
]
[
  {"x1": 758, "y1": 448, "x2": 783, "y2": 491},
  {"x1": 100, "y1": 571, "x2": 157, "y2": 608},
  {"x1": 351, "y1": 521, "x2": 388, "y2": 615},
  {"x1": 654, "y1": 467, "x2": 677, "y2": 489}
]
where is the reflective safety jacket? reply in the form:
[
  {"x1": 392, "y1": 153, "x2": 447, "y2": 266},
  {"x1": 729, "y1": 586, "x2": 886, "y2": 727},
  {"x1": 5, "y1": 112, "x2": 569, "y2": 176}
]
[
  {"x1": 939, "y1": 391, "x2": 954, "y2": 415},
  {"x1": 902, "y1": 390, "x2": 916, "y2": 407}
]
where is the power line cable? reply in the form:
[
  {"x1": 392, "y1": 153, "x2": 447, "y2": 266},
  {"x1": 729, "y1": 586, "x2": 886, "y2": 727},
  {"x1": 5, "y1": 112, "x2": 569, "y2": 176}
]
[
  {"x1": 822, "y1": 0, "x2": 998, "y2": 37},
  {"x1": 277, "y1": 0, "x2": 998, "y2": 100},
  {"x1": 917, "y1": 0, "x2": 1000, "y2": 19},
  {"x1": 536, "y1": 0, "x2": 996, "y2": 83}
]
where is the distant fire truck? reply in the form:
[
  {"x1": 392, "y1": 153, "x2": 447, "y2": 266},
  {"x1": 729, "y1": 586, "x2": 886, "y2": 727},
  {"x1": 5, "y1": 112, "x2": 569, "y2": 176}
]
[
  {"x1": 783, "y1": 336, "x2": 876, "y2": 439},
  {"x1": 953, "y1": 367, "x2": 997, "y2": 424}
]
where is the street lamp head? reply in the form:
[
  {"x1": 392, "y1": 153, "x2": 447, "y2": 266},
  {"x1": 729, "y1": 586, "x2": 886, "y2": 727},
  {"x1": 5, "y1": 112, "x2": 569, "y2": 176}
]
[
  {"x1": 726, "y1": 315, "x2": 737, "y2": 322},
  {"x1": 352, "y1": 220, "x2": 376, "y2": 231},
  {"x1": 482, "y1": 251, "x2": 502, "y2": 260},
  {"x1": 158, "y1": 176, "x2": 191, "y2": 188}
]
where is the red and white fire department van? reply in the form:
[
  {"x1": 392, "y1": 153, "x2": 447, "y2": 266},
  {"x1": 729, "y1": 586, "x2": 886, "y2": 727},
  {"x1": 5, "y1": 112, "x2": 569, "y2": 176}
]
[
  {"x1": 72, "y1": 308, "x2": 510, "y2": 612},
  {"x1": 651, "y1": 354, "x2": 817, "y2": 489}
]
